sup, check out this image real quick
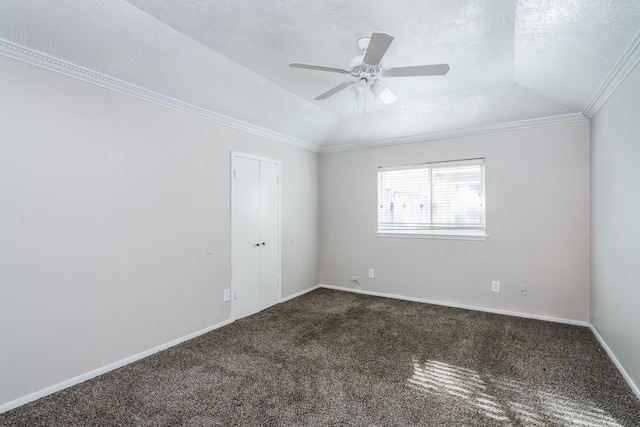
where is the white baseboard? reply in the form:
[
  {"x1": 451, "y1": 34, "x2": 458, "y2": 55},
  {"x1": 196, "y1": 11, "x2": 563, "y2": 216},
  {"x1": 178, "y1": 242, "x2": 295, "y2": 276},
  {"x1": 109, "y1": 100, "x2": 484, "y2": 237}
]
[
  {"x1": 317, "y1": 284, "x2": 590, "y2": 326},
  {"x1": 0, "y1": 319, "x2": 233, "y2": 414},
  {"x1": 589, "y1": 324, "x2": 640, "y2": 400},
  {"x1": 280, "y1": 285, "x2": 320, "y2": 303}
]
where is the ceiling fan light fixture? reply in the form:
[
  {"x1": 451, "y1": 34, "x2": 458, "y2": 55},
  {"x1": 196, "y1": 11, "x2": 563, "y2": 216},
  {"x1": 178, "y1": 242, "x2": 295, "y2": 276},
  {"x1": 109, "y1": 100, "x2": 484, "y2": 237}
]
[
  {"x1": 371, "y1": 80, "x2": 398, "y2": 104},
  {"x1": 355, "y1": 76, "x2": 370, "y2": 92}
]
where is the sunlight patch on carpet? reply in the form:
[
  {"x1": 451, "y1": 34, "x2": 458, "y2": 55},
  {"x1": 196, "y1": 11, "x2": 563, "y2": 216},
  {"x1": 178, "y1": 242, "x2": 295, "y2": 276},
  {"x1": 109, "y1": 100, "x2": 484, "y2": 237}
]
[{"x1": 407, "y1": 358, "x2": 623, "y2": 427}]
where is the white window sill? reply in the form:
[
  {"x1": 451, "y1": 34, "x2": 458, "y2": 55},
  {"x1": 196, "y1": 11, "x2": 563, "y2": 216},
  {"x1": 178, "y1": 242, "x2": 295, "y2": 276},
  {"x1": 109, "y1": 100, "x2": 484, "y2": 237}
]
[{"x1": 376, "y1": 230, "x2": 488, "y2": 241}]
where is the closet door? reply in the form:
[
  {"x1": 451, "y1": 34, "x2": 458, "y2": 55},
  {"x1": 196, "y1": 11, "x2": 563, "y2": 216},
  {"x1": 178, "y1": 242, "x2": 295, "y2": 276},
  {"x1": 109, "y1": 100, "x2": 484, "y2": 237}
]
[
  {"x1": 231, "y1": 156, "x2": 261, "y2": 319},
  {"x1": 259, "y1": 160, "x2": 279, "y2": 310},
  {"x1": 231, "y1": 153, "x2": 280, "y2": 320}
]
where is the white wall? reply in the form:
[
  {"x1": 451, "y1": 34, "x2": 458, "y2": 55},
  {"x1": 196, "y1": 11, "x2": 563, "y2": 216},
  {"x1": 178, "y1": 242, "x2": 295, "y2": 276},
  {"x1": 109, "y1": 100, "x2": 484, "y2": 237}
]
[
  {"x1": 0, "y1": 55, "x2": 319, "y2": 407},
  {"x1": 319, "y1": 122, "x2": 590, "y2": 322},
  {"x1": 590, "y1": 62, "x2": 640, "y2": 394}
]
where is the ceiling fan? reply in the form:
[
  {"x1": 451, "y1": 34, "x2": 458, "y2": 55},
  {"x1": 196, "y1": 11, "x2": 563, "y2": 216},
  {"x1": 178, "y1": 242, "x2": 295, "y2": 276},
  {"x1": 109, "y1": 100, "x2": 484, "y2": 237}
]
[{"x1": 289, "y1": 32, "x2": 450, "y2": 104}]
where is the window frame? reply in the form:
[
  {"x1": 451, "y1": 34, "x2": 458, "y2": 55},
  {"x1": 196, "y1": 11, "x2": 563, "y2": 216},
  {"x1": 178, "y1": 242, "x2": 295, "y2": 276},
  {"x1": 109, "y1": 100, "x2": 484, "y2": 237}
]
[{"x1": 376, "y1": 158, "x2": 488, "y2": 241}]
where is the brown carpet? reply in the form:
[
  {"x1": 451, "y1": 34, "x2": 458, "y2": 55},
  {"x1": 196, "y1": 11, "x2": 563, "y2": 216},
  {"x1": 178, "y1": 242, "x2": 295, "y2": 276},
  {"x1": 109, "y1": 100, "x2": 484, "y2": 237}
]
[{"x1": 2, "y1": 288, "x2": 639, "y2": 426}]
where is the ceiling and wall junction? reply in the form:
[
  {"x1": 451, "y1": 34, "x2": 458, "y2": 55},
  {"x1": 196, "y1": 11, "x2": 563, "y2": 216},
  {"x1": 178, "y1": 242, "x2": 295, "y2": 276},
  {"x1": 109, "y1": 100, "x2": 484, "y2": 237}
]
[{"x1": 0, "y1": 0, "x2": 639, "y2": 151}]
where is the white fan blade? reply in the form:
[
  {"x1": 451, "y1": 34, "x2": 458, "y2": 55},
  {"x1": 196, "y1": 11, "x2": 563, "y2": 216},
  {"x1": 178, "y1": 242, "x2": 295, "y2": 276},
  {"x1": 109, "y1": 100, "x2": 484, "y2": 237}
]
[
  {"x1": 315, "y1": 81, "x2": 355, "y2": 100},
  {"x1": 289, "y1": 63, "x2": 350, "y2": 74},
  {"x1": 362, "y1": 32, "x2": 394, "y2": 66},
  {"x1": 386, "y1": 64, "x2": 450, "y2": 77}
]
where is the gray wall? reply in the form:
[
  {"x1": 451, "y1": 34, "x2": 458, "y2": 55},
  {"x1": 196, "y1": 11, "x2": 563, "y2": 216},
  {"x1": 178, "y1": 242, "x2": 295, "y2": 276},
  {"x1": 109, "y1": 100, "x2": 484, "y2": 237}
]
[
  {"x1": 0, "y1": 55, "x2": 319, "y2": 406},
  {"x1": 590, "y1": 63, "x2": 640, "y2": 393},
  {"x1": 319, "y1": 122, "x2": 590, "y2": 322}
]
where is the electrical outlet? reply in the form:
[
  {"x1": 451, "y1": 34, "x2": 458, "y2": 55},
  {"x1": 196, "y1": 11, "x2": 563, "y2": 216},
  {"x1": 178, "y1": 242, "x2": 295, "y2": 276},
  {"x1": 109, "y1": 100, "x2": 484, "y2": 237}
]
[
  {"x1": 351, "y1": 267, "x2": 357, "y2": 281},
  {"x1": 492, "y1": 281, "x2": 500, "y2": 293},
  {"x1": 223, "y1": 289, "x2": 230, "y2": 302},
  {"x1": 368, "y1": 269, "x2": 374, "y2": 278},
  {"x1": 519, "y1": 284, "x2": 527, "y2": 296}
]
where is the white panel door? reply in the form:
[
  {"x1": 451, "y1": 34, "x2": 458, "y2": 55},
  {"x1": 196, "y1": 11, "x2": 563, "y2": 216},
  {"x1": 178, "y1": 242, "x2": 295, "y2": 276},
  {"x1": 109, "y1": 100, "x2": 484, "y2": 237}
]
[
  {"x1": 231, "y1": 153, "x2": 280, "y2": 320},
  {"x1": 259, "y1": 160, "x2": 280, "y2": 310},
  {"x1": 231, "y1": 156, "x2": 261, "y2": 319}
]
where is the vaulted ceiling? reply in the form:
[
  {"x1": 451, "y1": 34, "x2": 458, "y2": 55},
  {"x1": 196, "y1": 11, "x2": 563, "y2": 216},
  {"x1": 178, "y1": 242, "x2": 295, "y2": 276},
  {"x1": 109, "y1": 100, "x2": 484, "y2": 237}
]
[{"x1": 1, "y1": 1, "x2": 639, "y2": 151}]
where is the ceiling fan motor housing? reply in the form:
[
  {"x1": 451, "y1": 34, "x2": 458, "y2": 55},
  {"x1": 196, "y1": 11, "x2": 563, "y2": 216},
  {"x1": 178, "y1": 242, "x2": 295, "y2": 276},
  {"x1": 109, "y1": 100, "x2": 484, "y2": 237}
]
[
  {"x1": 356, "y1": 33, "x2": 370, "y2": 53},
  {"x1": 349, "y1": 54, "x2": 382, "y2": 77}
]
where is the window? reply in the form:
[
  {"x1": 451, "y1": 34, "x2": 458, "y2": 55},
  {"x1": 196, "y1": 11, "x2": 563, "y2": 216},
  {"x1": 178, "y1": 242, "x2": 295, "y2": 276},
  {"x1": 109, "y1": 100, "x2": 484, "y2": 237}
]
[{"x1": 377, "y1": 158, "x2": 486, "y2": 239}]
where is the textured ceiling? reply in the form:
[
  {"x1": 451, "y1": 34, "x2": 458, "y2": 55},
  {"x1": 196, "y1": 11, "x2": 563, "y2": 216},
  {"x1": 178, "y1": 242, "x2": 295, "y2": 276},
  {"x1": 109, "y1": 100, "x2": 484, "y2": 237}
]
[{"x1": 1, "y1": 0, "x2": 639, "y2": 150}]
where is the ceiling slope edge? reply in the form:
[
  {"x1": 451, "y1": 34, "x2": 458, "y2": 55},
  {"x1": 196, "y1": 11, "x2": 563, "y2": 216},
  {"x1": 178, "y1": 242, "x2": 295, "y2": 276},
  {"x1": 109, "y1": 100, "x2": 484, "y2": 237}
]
[
  {"x1": 321, "y1": 113, "x2": 588, "y2": 153},
  {"x1": 0, "y1": 39, "x2": 322, "y2": 154},
  {"x1": 584, "y1": 29, "x2": 640, "y2": 118}
]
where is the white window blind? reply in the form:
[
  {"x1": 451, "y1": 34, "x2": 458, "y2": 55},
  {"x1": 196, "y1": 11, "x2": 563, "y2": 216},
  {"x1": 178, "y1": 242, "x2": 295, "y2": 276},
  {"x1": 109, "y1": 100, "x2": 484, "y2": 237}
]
[{"x1": 378, "y1": 158, "x2": 485, "y2": 235}]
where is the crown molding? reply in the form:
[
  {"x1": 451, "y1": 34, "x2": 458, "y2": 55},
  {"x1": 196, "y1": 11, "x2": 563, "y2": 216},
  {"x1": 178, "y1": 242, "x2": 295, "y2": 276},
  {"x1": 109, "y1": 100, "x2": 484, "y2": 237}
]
[
  {"x1": 4, "y1": 30, "x2": 637, "y2": 155},
  {"x1": 584, "y1": 29, "x2": 640, "y2": 118},
  {"x1": 320, "y1": 113, "x2": 588, "y2": 153},
  {"x1": 0, "y1": 39, "x2": 322, "y2": 153}
]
